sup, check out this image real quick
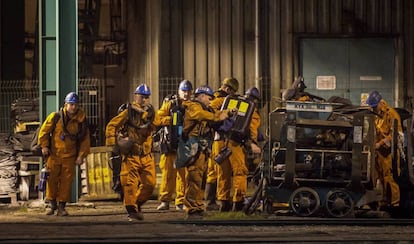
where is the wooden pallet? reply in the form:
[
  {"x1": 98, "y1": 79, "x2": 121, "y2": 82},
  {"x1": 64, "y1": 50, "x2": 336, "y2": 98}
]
[
  {"x1": 0, "y1": 193, "x2": 17, "y2": 204},
  {"x1": 19, "y1": 156, "x2": 42, "y2": 171},
  {"x1": 18, "y1": 156, "x2": 42, "y2": 201}
]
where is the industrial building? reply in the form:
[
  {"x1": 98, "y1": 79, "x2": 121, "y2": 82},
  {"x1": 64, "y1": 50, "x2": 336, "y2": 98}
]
[{"x1": 0, "y1": 0, "x2": 413, "y2": 202}]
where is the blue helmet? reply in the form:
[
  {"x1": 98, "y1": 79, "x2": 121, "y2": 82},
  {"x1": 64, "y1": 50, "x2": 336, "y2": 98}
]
[
  {"x1": 179, "y1": 79, "x2": 193, "y2": 91},
  {"x1": 64, "y1": 92, "x2": 79, "y2": 104},
  {"x1": 195, "y1": 85, "x2": 214, "y2": 97},
  {"x1": 246, "y1": 87, "x2": 260, "y2": 100},
  {"x1": 134, "y1": 84, "x2": 151, "y2": 95},
  {"x1": 366, "y1": 90, "x2": 382, "y2": 107}
]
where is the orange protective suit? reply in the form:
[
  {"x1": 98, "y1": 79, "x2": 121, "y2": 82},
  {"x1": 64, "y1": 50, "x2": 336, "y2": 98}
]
[
  {"x1": 182, "y1": 100, "x2": 223, "y2": 214},
  {"x1": 39, "y1": 107, "x2": 90, "y2": 203},
  {"x1": 106, "y1": 101, "x2": 161, "y2": 214},
  {"x1": 157, "y1": 97, "x2": 188, "y2": 207},
  {"x1": 374, "y1": 100, "x2": 402, "y2": 206},
  {"x1": 216, "y1": 104, "x2": 261, "y2": 205}
]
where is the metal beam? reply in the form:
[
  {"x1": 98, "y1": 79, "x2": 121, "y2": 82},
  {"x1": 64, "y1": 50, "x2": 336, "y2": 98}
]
[{"x1": 39, "y1": 0, "x2": 79, "y2": 202}]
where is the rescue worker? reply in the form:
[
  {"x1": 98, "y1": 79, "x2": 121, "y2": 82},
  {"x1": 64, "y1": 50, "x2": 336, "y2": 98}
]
[
  {"x1": 182, "y1": 85, "x2": 231, "y2": 218},
  {"x1": 105, "y1": 84, "x2": 161, "y2": 221},
  {"x1": 156, "y1": 80, "x2": 192, "y2": 211},
  {"x1": 205, "y1": 77, "x2": 239, "y2": 211},
  {"x1": 244, "y1": 87, "x2": 264, "y2": 173},
  {"x1": 39, "y1": 92, "x2": 91, "y2": 216},
  {"x1": 216, "y1": 86, "x2": 262, "y2": 212},
  {"x1": 366, "y1": 90, "x2": 403, "y2": 207}
]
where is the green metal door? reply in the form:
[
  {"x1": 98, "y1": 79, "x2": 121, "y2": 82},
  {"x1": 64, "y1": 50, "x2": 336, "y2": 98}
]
[{"x1": 300, "y1": 38, "x2": 395, "y2": 106}]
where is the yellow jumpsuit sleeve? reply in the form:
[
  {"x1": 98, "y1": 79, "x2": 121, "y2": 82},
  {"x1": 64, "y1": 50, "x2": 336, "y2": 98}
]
[
  {"x1": 249, "y1": 109, "x2": 261, "y2": 143},
  {"x1": 151, "y1": 109, "x2": 162, "y2": 127},
  {"x1": 105, "y1": 109, "x2": 128, "y2": 146},
  {"x1": 184, "y1": 101, "x2": 220, "y2": 138},
  {"x1": 38, "y1": 112, "x2": 59, "y2": 148},
  {"x1": 375, "y1": 104, "x2": 403, "y2": 147},
  {"x1": 157, "y1": 99, "x2": 172, "y2": 126},
  {"x1": 186, "y1": 102, "x2": 221, "y2": 122},
  {"x1": 210, "y1": 96, "x2": 225, "y2": 111}
]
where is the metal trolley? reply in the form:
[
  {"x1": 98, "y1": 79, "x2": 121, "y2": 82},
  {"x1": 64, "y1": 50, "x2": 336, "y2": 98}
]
[{"x1": 245, "y1": 101, "x2": 414, "y2": 218}]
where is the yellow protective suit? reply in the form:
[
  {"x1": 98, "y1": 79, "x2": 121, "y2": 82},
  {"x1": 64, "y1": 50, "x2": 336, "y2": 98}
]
[
  {"x1": 245, "y1": 108, "x2": 262, "y2": 166},
  {"x1": 157, "y1": 97, "x2": 187, "y2": 206},
  {"x1": 374, "y1": 100, "x2": 402, "y2": 206},
  {"x1": 250, "y1": 109, "x2": 261, "y2": 144},
  {"x1": 206, "y1": 90, "x2": 228, "y2": 186},
  {"x1": 106, "y1": 101, "x2": 161, "y2": 214},
  {"x1": 182, "y1": 100, "x2": 223, "y2": 214},
  {"x1": 217, "y1": 105, "x2": 261, "y2": 205},
  {"x1": 39, "y1": 107, "x2": 90, "y2": 203}
]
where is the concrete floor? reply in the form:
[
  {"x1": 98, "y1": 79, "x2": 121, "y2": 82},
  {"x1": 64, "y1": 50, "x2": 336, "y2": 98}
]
[{"x1": 1, "y1": 199, "x2": 414, "y2": 243}]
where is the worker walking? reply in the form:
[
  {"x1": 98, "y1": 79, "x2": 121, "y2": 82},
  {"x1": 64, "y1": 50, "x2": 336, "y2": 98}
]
[
  {"x1": 38, "y1": 92, "x2": 90, "y2": 216},
  {"x1": 156, "y1": 80, "x2": 193, "y2": 211},
  {"x1": 105, "y1": 84, "x2": 161, "y2": 221}
]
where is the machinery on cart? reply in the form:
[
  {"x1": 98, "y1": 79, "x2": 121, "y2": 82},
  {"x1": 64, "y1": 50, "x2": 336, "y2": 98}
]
[{"x1": 245, "y1": 100, "x2": 414, "y2": 218}]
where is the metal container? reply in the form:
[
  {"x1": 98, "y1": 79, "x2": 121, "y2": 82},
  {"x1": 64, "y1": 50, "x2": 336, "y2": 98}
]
[
  {"x1": 81, "y1": 146, "x2": 119, "y2": 200},
  {"x1": 38, "y1": 167, "x2": 48, "y2": 192}
]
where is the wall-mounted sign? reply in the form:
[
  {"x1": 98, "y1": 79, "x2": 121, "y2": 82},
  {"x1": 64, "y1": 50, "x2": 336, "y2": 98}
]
[
  {"x1": 361, "y1": 93, "x2": 369, "y2": 106},
  {"x1": 360, "y1": 76, "x2": 382, "y2": 81},
  {"x1": 316, "y1": 76, "x2": 336, "y2": 90}
]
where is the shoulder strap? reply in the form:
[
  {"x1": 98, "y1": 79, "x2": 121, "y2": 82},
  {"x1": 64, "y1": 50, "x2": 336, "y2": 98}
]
[
  {"x1": 216, "y1": 90, "x2": 228, "y2": 98},
  {"x1": 126, "y1": 103, "x2": 140, "y2": 130},
  {"x1": 59, "y1": 109, "x2": 88, "y2": 141},
  {"x1": 51, "y1": 112, "x2": 60, "y2": 133}
]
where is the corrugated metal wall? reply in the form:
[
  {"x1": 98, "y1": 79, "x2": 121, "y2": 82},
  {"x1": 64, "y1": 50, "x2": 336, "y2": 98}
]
[{"x1": 125, "y1": 0, "x2": 414, "y2": 129}]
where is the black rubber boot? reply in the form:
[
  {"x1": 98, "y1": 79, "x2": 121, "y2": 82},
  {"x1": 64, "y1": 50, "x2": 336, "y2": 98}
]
[
  {"x1": 232, "y1": 201, "x2": 245, "y2": 212},
  {"x1": 46, "y1": 200, "x2": 57, "y2": 215},
  {"x1": 126, "y1": 204, "x2": 144, "y2": 221},
  {"x1": 219, "y1": 200, "x2": 232, "y2": 212},
  {"x1": 205, "y1": 183, "x2": 219, "y2": 211},
  {"x1": 137, "y1": 202, "x2": 144, "y2": 220},
  {"x1": 57, "y1": 202, "x2": 68, "y2": 216}
]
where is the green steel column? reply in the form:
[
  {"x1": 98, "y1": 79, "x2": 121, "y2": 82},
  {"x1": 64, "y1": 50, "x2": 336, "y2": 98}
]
[
  {"x1": 59, "y1": 0, "x2": 79, "y2": 204},
  {"x1": 59, "y1": 0, "x2": 78, "y2": 95},
  {"x1": 39, "y1": 0, "x2": 79, "y2": 202},
  {"x1": 39, "y1": 0, "x2": 58, "y2": 118}
]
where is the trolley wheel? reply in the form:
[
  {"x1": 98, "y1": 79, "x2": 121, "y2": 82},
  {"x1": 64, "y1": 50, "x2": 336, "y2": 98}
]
[
  {"x1": 324, "y1": 189, "x2": 354, "y2": 218},
  {"x1": 289, "y1": 187, "x2": 321, "y2": 217}
]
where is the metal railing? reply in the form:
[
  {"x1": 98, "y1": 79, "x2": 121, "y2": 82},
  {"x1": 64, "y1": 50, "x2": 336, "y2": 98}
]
[{"x1": 0, "y1": 79, "x2": 106, "y2": 146}]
